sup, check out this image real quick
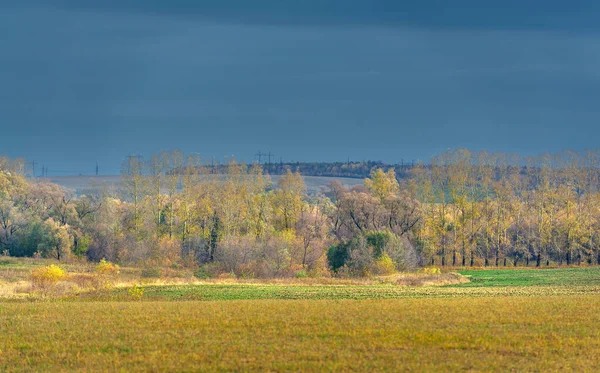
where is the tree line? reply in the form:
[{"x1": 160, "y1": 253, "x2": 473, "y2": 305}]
[
  {"x1": 174, "y1": 160, "x2": 413, "y2": 180},
  {"x1": 2, "y1": 149, "x2": 600, "y2": 276},
  {"x1": 413, "y1": 149, "x2": 600, "y2": 267}
]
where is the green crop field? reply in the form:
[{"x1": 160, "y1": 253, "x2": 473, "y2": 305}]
[
  {"x1": 456, "y1": 267, "x2": 600, "y2": 287},
  {"x1": 3, "y1": 267, "x2": 600, "y2": 372}
]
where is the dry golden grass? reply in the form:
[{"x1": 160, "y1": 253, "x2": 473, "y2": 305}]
[
  {"x1": 2, "y1": 257, "x2": 471, "y2": 301},
  {"x1": 2, "y1": 296, "x2": 600, "y2": 372},
  {"x1": 395, "y1": 272, "x2": 469, "y2": 286},
  {"x1": 3, "y1": 260, "x2": 600, "y2": 371}
]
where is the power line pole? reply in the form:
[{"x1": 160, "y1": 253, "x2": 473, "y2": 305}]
[
  {"x1": 267, "y1": 152, "x2": 274, "y2": 165},
  {"x1": 96, "y1": 162, "x2": 99, "y2": 176},
  {"x1": 255, "y1": 151, "x2": 265, "y2": 164},
  {"x1": 28, "y1": 160, "x2": 37, "y2": 177}
]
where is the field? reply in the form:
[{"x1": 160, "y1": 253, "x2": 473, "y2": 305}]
[{"x1": 2, "y1": 263, "x2": 600, "y2": 372}]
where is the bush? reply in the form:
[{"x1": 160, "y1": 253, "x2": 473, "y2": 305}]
[
  {"x1": 327, "y1": 243, "x2": 349, "y2": 272},
  {"x1": 193, "y1": 262, "x2": 224, "y2": 279},
  {"x1": 95, "y1": 259, "x2": 120, "y2": 275},
  {"x1": 295, "y1": 269, "x2": 308, "y2": 278},
  {"x1": 423, "y1": 267, "x2": 441, "y2": 275},
  {"x1": 193, "y1": 267, "x2": 211, "y2": 280},
  {"x1": 128, "y1": 284, "x2": 144, "y2": 300},
  {"x1": 217, "y1": 272, "x2": 237, "y2": 280},
  {"x1": 140, "y1": 267, "x2": 161, "y2": 278},
  {"x1": 236, "y1": 260, "x2": 272, "y2": 279},
  {"x1": 30, "y1": 265, "x2": 66, "y2": 291},
  {"x1": 371, "y1": 253, "x2": 396, "y2": 275}
]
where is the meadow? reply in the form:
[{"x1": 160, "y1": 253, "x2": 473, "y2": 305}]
[
  {"x1": 2, "y1": 296, "x2": 600, "y2": 372},
  {"x1": 2, "y1": 260, "x2": 600, "y2": 371}
]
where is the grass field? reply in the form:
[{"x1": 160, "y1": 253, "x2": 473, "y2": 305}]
[
  {"x1": 2, "y1": 265, "x2": 600, "y2": 371},
  {"x1": 2, "y1": 296, "x2": 600, "y2": 372},
  {"x1": 457, "y1": 267, "x2": 600, "y2": 287}
]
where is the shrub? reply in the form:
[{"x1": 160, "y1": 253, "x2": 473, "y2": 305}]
[
  {"x1": 217, "y1": 271, "x2": 237, "y2": 280},
  {"x1": 95, "y1": 259, "x2": 120, "y2": 275},
  {"x1": 327, "y1": 243, "x2": 349, "y2": 272},
  {"x1": 236, "y1": 260, "x2": 272, "y2": 279},
  {"x1": 371, "y1": 253, "x2": 396, "y2": 275},
  {"x1": 366, "y1": 231, "x2": 392, "y2": 258},
  {"x1": 30, "y1": 265, "x2": 66, "y2": 291},
  {"x1": 140, "y1": 267, "x2": 161, "y2": 278},
  {"x1": 193, "y1": 268, "x2": 211, "y2": 280},
  {"x1": 423, "y1": 267, "x2": 441, "y2": 275},
  {"x1": 193, "y1": 262, "x2": 224, "y2": 280},
  {"x1": 295, "y1": 269, "x2": 308, "y2": 278},
  {"x1": 128, "y1": 284, "x2": 144, "y2": 300}
]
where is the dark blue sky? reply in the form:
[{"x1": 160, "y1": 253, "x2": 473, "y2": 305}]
[{"x1": 2, "y1": 1, "x2": 600, "y2": 175}]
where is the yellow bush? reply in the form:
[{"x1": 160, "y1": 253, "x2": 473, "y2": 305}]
[
  {"x1": 371, "y1": 253, "x2": 397, "y2": 276},
  {"x1": 30, "y1": 265, "x2": 66, "y2": 290},
  {"x1": 128, "y1": 284, "x2": 144, "y2": 300},
  {"x1": 95, "y1": 259, "x2": 120, "y2": 275},
  {"x1": 423, "y1": 267, "x2": 441, "y2": 275}
]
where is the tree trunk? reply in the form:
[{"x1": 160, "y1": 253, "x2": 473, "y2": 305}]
[
  {"x1": 536, "y1": 254, "x2": 541, "y2": 267},
  {"x1": 441, "y1": 247, "x2": 446, "y2": 266}
]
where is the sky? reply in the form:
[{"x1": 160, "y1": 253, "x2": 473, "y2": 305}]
[{"x1": 2, "y1": 1, "x2": 600, "y2": 175}]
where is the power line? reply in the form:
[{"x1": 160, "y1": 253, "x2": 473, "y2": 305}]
[{"x1": 255, "y1": 151, "x2": 265, "y2": 164}]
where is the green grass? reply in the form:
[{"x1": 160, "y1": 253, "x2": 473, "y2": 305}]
[
  {"x1": 2, "y1": 296, "x2": 600, "y2": 372},
  {"x1": 91, "y1": 267, "x2": 600, "y2": 301},
  {"x1": 80, "y1": 282, "x2": 600, "y2": 302},
  {"x1": 455, "y1": 267, "x2": 600, "y2": 287}
]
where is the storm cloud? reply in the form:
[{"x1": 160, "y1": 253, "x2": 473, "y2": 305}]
[{"x1": 2, "y1": 1, "x2": 600, "y2": 174}]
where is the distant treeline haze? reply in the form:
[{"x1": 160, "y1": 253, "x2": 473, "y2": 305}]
[
  {"x1": 172, "y1": 159, "x2": 414, "y2": 179},
  {"x1": 2, "y1": 149, "x2": 600, "y2": 277}
]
